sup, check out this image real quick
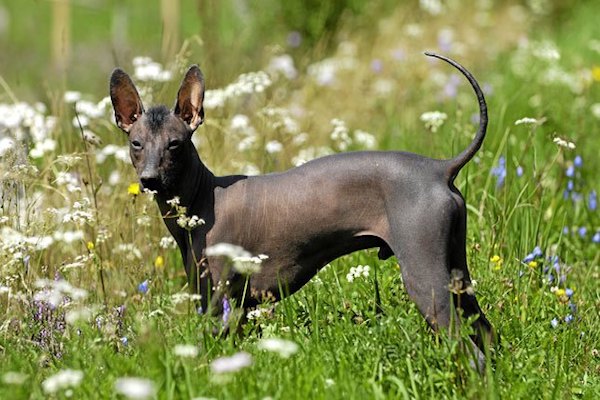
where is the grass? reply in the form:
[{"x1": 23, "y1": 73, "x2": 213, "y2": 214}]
[{"x1": 1, "y1": 1, "x2": 600, "y2": 399}]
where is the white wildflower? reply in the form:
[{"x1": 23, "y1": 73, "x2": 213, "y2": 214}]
[
  {"x1": 65, "y1": 307, "x2": 92, "y2": 325},
  {"x1": 63, "y1": 91, "x2": 82, "y2": 103},
  {"x1": 42, "y1": 369, "x2": 83, "y2": 394},
  {"x1": 114, "y1": 243, "x2": 143, "y2": 260},
  {"x1": 210, "y1": 352, "x2": 253, "y2": 374},
  {"x1": 330, "y1": 118, "x2": 352, "y2": 151},
  {"x1": 0, "y1": 137, "x2": 16, "y2": 157},
  {"x1": 205, "y1": 243, "x2": 251, "y2": 259},
  {"x1": 159, "y1": 236, "x2": 177, "y2": 249},
  {"x1": 166, "y1": 196, "x2": 180, "y2": 206},
  {"x1": 265, "y1": 140, "x2": 283, "y2": 154},
  {"x1": 114, "y1": 377, "x2": 156, "y2": 400},
  {"x1": 267, "y1": 54, "x2": 297, "y2": 80},
  {"x1": 2, "y1": 371, "x2": 27, "y2": 385},
  {"x1": 590, "y1": 103, "x2": 600, "y2": 120},
  {"x1": 553, "y1": 136, "x2": 576, "y2": 149},
  {"x1": 133, "y1": 56, "x2": 172, "y2": 82},
  {"x1": 353, "y1": 130, "x2": 377, "y2": 149},
  {"x1": 420, "y1": 111, "x2": 448, "y2": 133},
  {"x1": 346, "y1": 265, "x2": 371, "y2": 283},
  {"x1": 419, "y1": 0, "x2": 443, "y2": 15},
  {"x1": 257, "y1": 338, "x2": 299, "y2": 358},
  {"x1": 514, "y1": 117, "x2": 541, "y2": 126},
  {"x1": 173, "y1": 344, "x2": 199, "y2": 358}
]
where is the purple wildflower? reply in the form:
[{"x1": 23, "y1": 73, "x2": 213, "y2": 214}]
[
  {"x1": 566, "y1": 165, "x2": 575, "y2": 178},
  {"x1": 516, "y1": 165, "x2": 524, "y2": 177},
  {"x1": 569, "y1": 302, "x2": 577, "y2": 314},
  {"x1": 593, "y1": 232, "x2": 600, "y2": 243},
  {"x1": 562, "y1": 226, "x2": 569, "y2": 235},
  {"x1": 222, "y1": 298, "x2": 231, "y2": 324},
  {"x1": 578, "y1": 227, "x2": 587, "y2": 238},
  {"x1": 287, "y1": 31, "x2": 302, "y2": 48},
  {"x1": 567, "y1": 180, "x2": 574, "y2": 191},
  {"x1": 491, "y1": 156, "x2": 506, "y2": 188},
  {"x1": 371, "y1": 59, "x2": 383, "y2": 73},
  {"x1": 588, "y1": 191, "x2": 597, "y2": 211},
  {"x1": 574, "y1": 155, "x2": 583, "y2": 168},
  {"x1": 564, "y1": 314, "x2": 574, "y2": 324}
]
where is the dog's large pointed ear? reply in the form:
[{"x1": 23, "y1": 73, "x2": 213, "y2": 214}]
[
  {"x1": 174, "y1": 65, "x2": 205, "y2": 132},
  {"x1": 110, "y1": 69, "x2": 144, "y2": 133}
]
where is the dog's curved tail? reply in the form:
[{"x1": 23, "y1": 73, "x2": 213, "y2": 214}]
[{"x1": 424, "y1": 52, "x2": 488, "y2": 182}]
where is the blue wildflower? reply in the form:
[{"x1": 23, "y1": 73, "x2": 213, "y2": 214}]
[
  {"x1": 565, "y1": 165, "x2": 575, "y2": 178},
  {"x1": 121, "y1": 337, "x2": 128, "y2": 346},
  {"x1": 138, "y1": 280, "x2": 149, "y2": 294},
  {"x1": 569, "y1": 302, "x2": 577, "y2": 314},
  {"x1": 578, "y1": 227, "x2": 587, "y2": 238},
  {"x1": 197, "y1": 306, "x2": 203, "y2": 315},
  {"x1": 287, "y1": 31, "x2": 301, "y2": 48},
  {"x1": 564, "y1": 314, "x2": 574, "y2": 324},
  {"x1": 567, "y1": 180, "x2": 574, "y2": 191},
  {"x1": 593, "y1": 232, "x2": 600, "y2": 243},
  {"x1": 516, "y1": 165, "x2": 524, "y2": 177},
  {"x1": 588, "y1": 190, "x2": 597, "y2": 211},
  {"x1": 491, "y1": 156, "x2": 506, "y2": 188},
  {"x1": 562, "y1": 226, "x2": 569, "y2": 235},
  {"x1": 550, "y1": 318, "x2": 559, "y2": 328},
  {"x1": 523, "y1": 246, "x2": 543, "y2": 263},
  {"x1": 222, "y1": 298, "x2": 231, "y2": 324},
  {"x1": 574, "y1": 155, "x2": 583, "y2": 168},
  {"x1": 371, "y1": 59, "x2": 383, "y2": 73}
]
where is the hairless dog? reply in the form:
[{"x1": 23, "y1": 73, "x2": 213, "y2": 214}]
[{"x1": 110, "y1": 52, "x2": 495, "y2": 368}]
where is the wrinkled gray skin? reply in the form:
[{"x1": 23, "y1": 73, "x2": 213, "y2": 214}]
[{"x1": 110, "y1": 53, "x2": 495, "y2": 369}]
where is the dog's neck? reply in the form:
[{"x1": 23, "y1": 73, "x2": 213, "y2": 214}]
[{"x1": 155, "y1": 147, "x2": 215, "y2": 249}]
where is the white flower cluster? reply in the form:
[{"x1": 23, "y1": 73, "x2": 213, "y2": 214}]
[
  {"x1": 205, "y1": 242, "x2": 268, "y2": 275},
  {"x1": 267, "y1": 54, "x2": 297, "y2": 80},
  {"x1": 420, "y1": 111, "x2": 448, "y2": 133},
  {"x1": 292, "y1": 146, "x2": 333, "y2": 167},
  {"x1": 0, "y1": 102, "x2": 57, "y2": 159},
  {"x1": 307, "y1": 42, "x2": 358, "y2": 87},
  {"x1": 132, "y1": 56, "x2": 173, "y2": 82},
  {"x1": 159, "y1": 236, "x2": 177, "y2": 249},
  {"x1": 95, "y1": 144, "x2": 130, "y2": 164},
  {"x1": 171, "y1": 292, "x2": 202, "y2": 305},
  {"x1": 173, "y1": 344, "x2": 199, "y2": 358},
  {"x1": 113, "y1": 243, "x2": 143, "y2": 260},
  {"x1": 553, "y1": 136, "x2": 576, "y2": 149},
  {"x1": 204, "y1": 71, "x2": 272, "y2": 109},
  {"x1": 42, "y1": 369, "x2": 84, "y2": 394},
  {"x1": 34, "y1": 278, "x2": 88, "y2": 308},
  {"x1": 176, "y1": 214, "x2": 204, "y2": 230},
  {"x1": 62, "y1": 197, "x2": 95, "y2": 225},
  {"x1": 346, "y1": 265, "x2": 370, "y2": 283},
  {"x1": 330, "y1": 118, "x2": 352, "y2": 151},
  {"x1": 257, "y1": 337, "x2": 299, "y2": 358},
  {"x1": 210, "y1": 352, "x2": 253, "y2": 374},
  {"x1": 114, "y1": 377, "x2": 156, "y2": 399}
]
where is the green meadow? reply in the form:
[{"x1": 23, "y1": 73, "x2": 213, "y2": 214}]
[{"x1": 1, "y1": 1, "x2": 599, "y2": 398}]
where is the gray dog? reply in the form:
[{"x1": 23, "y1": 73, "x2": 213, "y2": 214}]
[{"x1": 110, "y1": 52, "x2": 495, "y2": 367}]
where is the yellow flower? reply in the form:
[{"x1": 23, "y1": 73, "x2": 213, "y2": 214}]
[
  {"x1": 490, "y1": 255, "x2": 503, "y2": 270},
  {"x1": 555, "y1": 288, "x2": 566, "y2": 298},
  {"x1": 528, "y1": 260, "x2": 538, "y2": 269},
  {"x1": 86, "y1": 241, "x2": 95, "y2": 251},
  {"x1": 154, "y1": 255, "x2": 164, "y2": 269},
  {"x1": 128, "y1": 183, "x2": 141, "y2": 196},
  {"x1": 592, "y1": 66, "x2": 600, "y2": 82}
]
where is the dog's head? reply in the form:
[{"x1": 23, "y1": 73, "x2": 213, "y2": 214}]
[{"x1": 109, "y1": 66, "x2": 205, "y2": 196}]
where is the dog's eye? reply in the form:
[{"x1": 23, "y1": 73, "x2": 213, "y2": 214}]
[
  {"x1": 168, "y1": 140, "x2": 181, "y2": 150},
  {"x1": 131, "y1": 140, "x2": 142, "y2": 150}
]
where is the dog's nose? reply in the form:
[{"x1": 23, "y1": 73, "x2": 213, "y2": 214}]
[{"x1": 140, "y1": 171, "x2": 161, "y2": 192}]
